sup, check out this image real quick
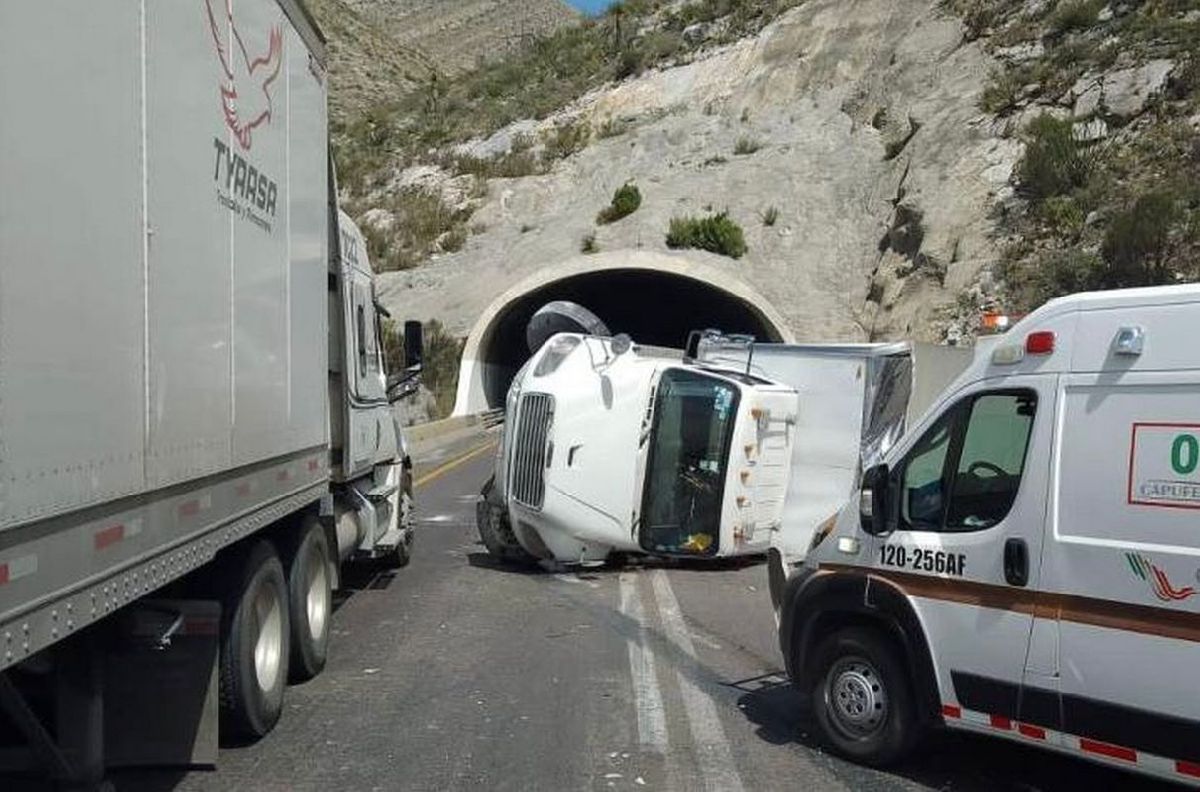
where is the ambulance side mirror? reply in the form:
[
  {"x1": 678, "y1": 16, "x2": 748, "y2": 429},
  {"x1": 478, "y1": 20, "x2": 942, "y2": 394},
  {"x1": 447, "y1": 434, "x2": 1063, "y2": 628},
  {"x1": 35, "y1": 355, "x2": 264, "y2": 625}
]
[{"x1": 860, "y1": 464, "x2": 892, "y2": 536}]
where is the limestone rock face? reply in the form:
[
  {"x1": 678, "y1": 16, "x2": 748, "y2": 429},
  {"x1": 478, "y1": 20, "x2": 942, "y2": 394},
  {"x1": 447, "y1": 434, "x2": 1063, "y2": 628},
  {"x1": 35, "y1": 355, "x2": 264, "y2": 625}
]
[
  {"x1": 308, "y1": 0, "x2": 579, "y2": 124},
  {"x1": 1101, "y1": 59, "x2": 1175, "y2": 120},
  {"x1": 377, "y1": 0, "x2": 1012, "y2": 345}
]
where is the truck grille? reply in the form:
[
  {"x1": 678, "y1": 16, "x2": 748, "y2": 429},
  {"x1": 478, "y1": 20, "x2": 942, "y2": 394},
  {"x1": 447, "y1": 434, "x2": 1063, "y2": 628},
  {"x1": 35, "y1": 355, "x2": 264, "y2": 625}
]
[{"x1": 511, "y1": 392, "x2": 553, "y2": 509}]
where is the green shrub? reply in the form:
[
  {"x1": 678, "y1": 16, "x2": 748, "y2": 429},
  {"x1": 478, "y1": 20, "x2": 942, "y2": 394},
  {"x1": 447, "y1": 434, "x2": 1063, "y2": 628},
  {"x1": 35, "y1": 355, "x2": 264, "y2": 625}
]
[
  {"x1": 441, "y1": 226, "x2": 468, "y2": 253},
  {"x1": 597, "y1": 183, "x2": 642, "y2": 224},
  {"x1": 666, "y1": 211, "x2": 747, "y2": 259},
  {"x1": 761, "y1": 205, "x2": 780, "y2": 226},
  {"x1": 1039, "y1": 195, "x2": 1086, "y2": 236},
  {"x1": 980, "y1": 69, "x2": 1023, "y2": 113},
  {"x1": 1002, "y1": 248, "x2": 1105, "y2": 311},
  {"x1": 703, "y1": 155, "x2": 728, "y2": 166},
  {"x1": 1049, "y1": 0, "x2": 1103, "y2": 34},
  {"x1": 944, "y1": 0, "x2": 1003, "y2": 39},
  {"x1": 733, "y1": 136, "x2": 762, "y2": 155},
  {"x1": 1017, "y1": 114, "x2": 1093, "y2": 200},
  {"x1": 1102, "y1": 190, "x2": 1182, "y2": 285},
  {"x1": 445, "y1": 148, "x2": 544, "y2": 179},
  {"x1": 361, "y1": 187, "x2": 473, "y2": 272},
  {"x1": 581, "y1": 232, "x2": 599, "y2": 254},
  {"x1": 596, "y1": 118, "x2": 629, "y2": 139},
  {"x1": 543, "y1": 120, "x2": 592, "y2": 161}
]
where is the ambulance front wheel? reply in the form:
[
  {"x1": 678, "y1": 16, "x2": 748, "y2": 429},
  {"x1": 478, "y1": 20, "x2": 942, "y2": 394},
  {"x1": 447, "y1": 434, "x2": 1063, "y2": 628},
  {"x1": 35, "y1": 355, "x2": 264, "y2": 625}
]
[{"x1": 810, "y1": 626, "x2": 917, "y2": 767}]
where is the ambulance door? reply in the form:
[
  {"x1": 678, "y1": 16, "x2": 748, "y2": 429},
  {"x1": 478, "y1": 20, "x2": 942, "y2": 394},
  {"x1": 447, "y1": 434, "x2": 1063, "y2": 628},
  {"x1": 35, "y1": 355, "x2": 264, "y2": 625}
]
[{"x1": 873, "y1": 376, "x2": 1054, "y2": 726}]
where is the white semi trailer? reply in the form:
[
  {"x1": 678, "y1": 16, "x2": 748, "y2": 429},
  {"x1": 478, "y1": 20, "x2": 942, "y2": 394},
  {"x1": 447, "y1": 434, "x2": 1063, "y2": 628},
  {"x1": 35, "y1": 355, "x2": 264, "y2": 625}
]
[{"x1": 0, "y1": 1, "x2": 419, "y2": 783}]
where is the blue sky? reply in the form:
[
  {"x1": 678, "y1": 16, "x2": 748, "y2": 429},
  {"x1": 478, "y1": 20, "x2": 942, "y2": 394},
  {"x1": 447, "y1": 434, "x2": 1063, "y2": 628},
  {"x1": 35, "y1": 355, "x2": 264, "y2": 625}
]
[{"x1": 566, "y1": 0, "x2": 617, "y2": 15}]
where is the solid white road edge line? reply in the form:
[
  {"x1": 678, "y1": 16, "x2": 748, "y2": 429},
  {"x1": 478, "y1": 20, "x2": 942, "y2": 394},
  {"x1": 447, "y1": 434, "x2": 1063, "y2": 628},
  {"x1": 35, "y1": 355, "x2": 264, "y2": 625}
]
[
  {"x1": 619, "y1": 572, "x2": 669, "y2": 753},
  {"x1": 651, "y1": 569, "x2": 746, "y2": 792}
]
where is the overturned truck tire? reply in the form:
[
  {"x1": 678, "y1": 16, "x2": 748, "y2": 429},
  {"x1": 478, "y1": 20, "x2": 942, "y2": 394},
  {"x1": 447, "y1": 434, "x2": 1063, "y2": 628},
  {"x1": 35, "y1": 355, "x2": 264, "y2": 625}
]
[{"x1": 476, "y1": 475, "x2": 538, "y2": 566}]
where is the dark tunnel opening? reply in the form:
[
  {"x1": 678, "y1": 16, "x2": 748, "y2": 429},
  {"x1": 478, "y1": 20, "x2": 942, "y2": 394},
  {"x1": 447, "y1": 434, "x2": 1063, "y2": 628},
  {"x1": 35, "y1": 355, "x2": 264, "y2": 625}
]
[{"x1": 476, "y1": 269, "x2": 784, "y2": 409}]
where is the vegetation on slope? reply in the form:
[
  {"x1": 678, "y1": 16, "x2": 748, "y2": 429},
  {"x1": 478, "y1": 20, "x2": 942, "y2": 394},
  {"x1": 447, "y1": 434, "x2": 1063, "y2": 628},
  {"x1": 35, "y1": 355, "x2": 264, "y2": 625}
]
[
  {"x1": 332, "y1": 0, "x2": 806, "y2": 196},
  {"x1": 949, "y1": 0, "x2": 1200, "y2": 312}
]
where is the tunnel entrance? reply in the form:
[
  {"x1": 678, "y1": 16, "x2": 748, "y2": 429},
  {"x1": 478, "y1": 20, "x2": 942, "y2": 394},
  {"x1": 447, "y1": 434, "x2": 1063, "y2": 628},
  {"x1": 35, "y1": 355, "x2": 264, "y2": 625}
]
[{"x1": 456, "y1": 264, "x2": 789, "y2": 412}]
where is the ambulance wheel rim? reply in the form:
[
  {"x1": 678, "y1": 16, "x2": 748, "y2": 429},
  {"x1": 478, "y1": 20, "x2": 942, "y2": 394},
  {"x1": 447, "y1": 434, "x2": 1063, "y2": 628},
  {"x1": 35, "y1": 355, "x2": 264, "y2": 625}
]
[{"x1": 825, "y1": 656, "x2": 888, "y2": 738}]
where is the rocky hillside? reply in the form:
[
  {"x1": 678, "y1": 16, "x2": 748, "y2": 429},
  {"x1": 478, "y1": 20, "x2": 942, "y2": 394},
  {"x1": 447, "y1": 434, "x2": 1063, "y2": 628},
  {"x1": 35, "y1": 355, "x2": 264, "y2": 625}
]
[
  {"x1": 331, "y1": 0, "x2": 1198, "y2": 359},
  {"x1": 308, "y1": 0, "x2": 578, "y2": 124},
  {"x1": 341, "y1": 0, "x2": 579, "y2": 76}
]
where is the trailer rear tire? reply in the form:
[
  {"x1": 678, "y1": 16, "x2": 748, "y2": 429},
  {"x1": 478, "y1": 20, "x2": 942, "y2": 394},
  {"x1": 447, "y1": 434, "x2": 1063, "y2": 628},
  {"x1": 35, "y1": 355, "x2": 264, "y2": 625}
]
[
  {"x1": 283, "y1": 517, "x2": 332, "y2": 682},
  {"x1": 219, "y1": 541, "x2": 290, "y2": 742},
  {"x1": 809, "y1": 626, "x2": 917, "y2": 767}
]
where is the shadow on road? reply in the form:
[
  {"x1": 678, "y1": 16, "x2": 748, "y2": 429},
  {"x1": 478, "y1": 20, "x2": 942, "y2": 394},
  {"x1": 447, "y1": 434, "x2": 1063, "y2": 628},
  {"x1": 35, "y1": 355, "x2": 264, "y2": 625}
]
[
  {"x1": 465, "y1": 549, "x2": 767, "y2": 577},
  {"x1": 732, "y1": 675, "x2": 1175, "y2": 792},
  {"x1": 111, "y1": 768, "x2": 191, "y2": 792},
  {"x1": 729, "y1": 673, "x2": 815, "y2": 747},
  {"x1": 331, "y1": 564, "x2": 399, "y2": 613},
  {"x1": 465, "y1": 551, "x2": 544, "y2": 575}
]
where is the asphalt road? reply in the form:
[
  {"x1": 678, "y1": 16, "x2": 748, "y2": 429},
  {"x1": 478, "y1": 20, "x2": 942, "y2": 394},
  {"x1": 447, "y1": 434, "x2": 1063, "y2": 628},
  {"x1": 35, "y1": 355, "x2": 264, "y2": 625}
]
[{"x1": 116, "y1": 439, "x2": 1173, "y2": 792}]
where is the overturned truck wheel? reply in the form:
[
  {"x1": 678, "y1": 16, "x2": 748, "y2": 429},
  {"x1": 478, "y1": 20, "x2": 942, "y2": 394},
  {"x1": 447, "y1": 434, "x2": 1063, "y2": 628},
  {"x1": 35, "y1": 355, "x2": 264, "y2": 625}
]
[{"x1": 476, "y1": 475, "x2": 538, "y2": 566}]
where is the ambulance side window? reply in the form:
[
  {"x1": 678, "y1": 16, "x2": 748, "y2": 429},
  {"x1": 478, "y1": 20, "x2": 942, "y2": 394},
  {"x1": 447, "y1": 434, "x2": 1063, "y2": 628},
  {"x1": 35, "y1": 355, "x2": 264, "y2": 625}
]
[
  {"x1": 897, "y1": 390, "x2": 1037, "y2": 533},
  {"x1": 899, "y1": 410, "x2": 955, "y2": 529},
  {"x1": 946, "y1": 392, "x2": 1036, "y2": 530}
]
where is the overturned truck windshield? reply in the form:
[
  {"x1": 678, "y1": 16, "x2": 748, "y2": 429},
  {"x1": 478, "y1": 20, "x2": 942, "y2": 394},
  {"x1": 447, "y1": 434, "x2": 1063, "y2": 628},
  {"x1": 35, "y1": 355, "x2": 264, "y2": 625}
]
[{"x1": 640, "y1": 369, "x2": 740, "y2": 556}]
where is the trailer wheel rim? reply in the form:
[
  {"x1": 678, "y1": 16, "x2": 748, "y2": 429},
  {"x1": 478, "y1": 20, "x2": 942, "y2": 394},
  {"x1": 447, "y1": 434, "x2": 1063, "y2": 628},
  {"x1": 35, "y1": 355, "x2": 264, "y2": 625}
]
[
  {"x1": 304, "y1": 543, "x2": 330, "y2": 644},
  {"x1": 253, "y1": 579, "x2": 284, "y2": 693},
  {"x1": 824, "y1": 656, "x2": 888, "y2": 739}
]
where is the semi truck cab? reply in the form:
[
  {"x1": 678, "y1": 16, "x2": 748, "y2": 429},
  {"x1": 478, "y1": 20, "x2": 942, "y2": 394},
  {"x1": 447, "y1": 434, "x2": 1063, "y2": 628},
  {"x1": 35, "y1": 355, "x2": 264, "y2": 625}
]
[
  {"x1": 329, "y1": 211, "x2": 420, "y2": 570},
  {"x1": 480, "y1": 333, "x2": 799, "y2": 564}
]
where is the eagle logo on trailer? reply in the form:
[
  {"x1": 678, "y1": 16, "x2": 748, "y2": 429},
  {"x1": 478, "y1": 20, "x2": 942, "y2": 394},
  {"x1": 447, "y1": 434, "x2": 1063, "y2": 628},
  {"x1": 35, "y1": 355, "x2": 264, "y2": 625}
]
[
  {"x1": 205, "y1": 0, "x2": 283, "y2": 150},
  {"x1": 1125, "y1": 553, "x2": 1196, "y2": 602}
]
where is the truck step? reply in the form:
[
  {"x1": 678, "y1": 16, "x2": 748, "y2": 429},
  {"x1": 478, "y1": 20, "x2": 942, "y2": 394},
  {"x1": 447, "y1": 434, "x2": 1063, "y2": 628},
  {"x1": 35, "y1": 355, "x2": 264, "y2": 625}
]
[{"x1": 365, "y1": 483, "x2": 399, "y2": 502}]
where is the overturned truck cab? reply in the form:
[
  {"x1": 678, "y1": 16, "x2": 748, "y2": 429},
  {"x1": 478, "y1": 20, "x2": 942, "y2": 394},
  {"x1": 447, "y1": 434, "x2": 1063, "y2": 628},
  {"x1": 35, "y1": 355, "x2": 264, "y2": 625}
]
[{"x1": 477, "y1": 333, "x2": 800, "y2": 565}]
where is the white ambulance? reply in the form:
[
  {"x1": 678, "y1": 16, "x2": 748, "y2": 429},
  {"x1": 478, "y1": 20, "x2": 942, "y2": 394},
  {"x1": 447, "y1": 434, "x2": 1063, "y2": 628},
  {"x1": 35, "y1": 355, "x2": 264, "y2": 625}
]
[{"x1": 773, "y1": 284, "x2": 1200, "y2": 786}]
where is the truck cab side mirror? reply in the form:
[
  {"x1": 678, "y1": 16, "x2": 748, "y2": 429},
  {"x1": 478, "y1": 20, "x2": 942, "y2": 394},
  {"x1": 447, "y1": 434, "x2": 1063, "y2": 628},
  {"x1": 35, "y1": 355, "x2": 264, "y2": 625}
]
[
  {"x1": 404, "y1": 320, "x2": 423, "y2": 372},
  {"x1": 387, "y1": 321, "x2": 424, "y2": 402},
  {"x1": 860, "y1": 463, "x2": 892, "y2": 536}
]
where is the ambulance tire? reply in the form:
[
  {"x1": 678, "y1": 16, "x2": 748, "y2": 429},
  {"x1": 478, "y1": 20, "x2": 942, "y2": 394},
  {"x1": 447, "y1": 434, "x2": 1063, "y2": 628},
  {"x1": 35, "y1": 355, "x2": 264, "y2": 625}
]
[{"x1": 810, "y1": 626, "x2": 917, "y2": 767}]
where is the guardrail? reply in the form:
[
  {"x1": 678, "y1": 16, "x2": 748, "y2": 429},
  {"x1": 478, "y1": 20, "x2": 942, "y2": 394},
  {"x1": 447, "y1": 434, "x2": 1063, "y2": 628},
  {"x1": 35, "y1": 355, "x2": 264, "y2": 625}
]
[{"x1": 402, "y1": 409, "x2": 505, "y2": 446}]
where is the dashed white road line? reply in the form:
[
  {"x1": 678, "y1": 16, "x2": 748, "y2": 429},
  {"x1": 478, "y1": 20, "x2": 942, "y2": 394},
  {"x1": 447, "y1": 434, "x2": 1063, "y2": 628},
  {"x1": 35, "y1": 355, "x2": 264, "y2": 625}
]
[
  {"x1": 619, "y1": 572, "x2": 669, "y2": 753},
  {"x1": 651, "y1": 568, "x2": 746, "y2": 792}
]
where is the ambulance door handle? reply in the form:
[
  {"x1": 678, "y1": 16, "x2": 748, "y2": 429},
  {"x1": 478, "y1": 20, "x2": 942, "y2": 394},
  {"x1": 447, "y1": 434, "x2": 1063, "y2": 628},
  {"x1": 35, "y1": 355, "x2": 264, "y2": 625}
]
[{"x1": 1004, "y1": 538, "x2": 1029, "y2": 587}]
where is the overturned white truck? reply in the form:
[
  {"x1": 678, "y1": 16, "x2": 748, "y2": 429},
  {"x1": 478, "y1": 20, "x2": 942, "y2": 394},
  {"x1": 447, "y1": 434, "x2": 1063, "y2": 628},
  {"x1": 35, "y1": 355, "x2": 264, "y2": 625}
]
[{"x1": 477, "y1": 330, "x2": 970, "y2": 567}]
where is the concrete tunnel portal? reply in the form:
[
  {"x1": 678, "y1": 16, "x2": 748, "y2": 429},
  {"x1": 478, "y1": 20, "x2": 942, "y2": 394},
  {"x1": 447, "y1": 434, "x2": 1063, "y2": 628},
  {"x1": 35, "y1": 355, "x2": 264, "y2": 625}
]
[{"x1": 453, "y1": 254, "x2": 794, "y2": 414}]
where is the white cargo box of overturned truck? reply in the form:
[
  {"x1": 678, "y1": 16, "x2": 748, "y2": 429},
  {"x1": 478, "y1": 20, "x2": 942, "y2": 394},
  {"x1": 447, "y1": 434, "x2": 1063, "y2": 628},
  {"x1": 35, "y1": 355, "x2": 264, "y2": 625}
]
[{"x1": 695, "y1": 337, "x2": 972, "y2": 560}]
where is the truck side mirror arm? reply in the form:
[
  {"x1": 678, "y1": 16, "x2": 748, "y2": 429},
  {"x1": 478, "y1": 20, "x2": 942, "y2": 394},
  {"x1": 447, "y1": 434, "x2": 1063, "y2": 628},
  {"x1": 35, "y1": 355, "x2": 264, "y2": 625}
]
[{"x1": 387, "y1": 369, "x2": 421, "y2": 402}]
